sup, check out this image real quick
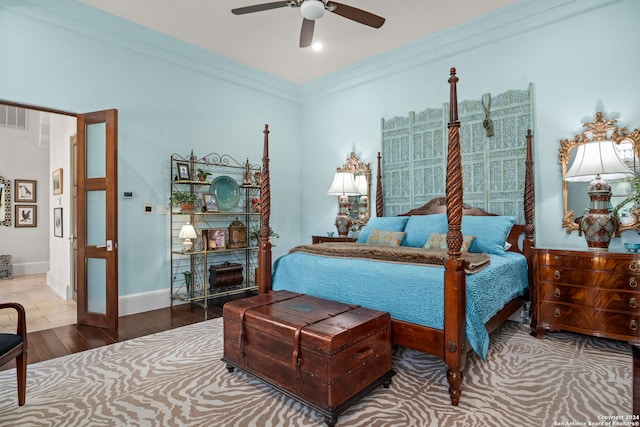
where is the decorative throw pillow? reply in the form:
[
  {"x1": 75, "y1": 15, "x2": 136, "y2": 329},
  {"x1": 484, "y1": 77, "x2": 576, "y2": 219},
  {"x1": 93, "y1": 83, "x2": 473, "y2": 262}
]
[
  {"x1": 357, "y1": 216, "x2": 409, "y2": 243},
  {"x1": 402, "y1": 214, "x2": 449, "y2": 247},
  {"x1": 423, "y1": 232, "x2": 475, "y2": 252},
  {"x1": 366, "y1": 229, "x2": 407, "y2": 246},
  {"x1": 461, "y1": 215, "x2": 516, "y2": 255}
]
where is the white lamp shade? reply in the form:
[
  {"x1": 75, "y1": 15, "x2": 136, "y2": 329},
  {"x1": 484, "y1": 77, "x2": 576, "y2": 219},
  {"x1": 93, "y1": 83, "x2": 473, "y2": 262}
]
[
  {"x1": 179, "y1": 223, "x2": 197, "y2": 239},
  {"x1": 327, "y1": 172, "x2": 359, "y2": 195},
  {"x1": 564, "y1": 140, "x2": 634, "y2": 182},
  {"x1": 354, "y1": 174, "x2": 368, "y2": 195},
  {"x1": 300, "y1": 0, "x2": 325, "y2": 20}
]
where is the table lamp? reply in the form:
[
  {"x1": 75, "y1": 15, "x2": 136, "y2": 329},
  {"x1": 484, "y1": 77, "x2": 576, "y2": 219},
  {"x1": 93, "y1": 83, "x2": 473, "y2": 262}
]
[
  {"x1": 564, "y1": 139, "x2": 634, "y2": 250},
  {"x1": 179, "y1": 222, "x2": 197, "y2": 252},
  {"x1": 327, "y1": 172, "x2": 359, "y2": 236}
]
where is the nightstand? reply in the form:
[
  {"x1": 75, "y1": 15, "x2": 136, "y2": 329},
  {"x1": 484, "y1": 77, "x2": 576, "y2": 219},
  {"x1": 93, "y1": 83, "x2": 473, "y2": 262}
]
[
  {"x1": 311, "y1": 236, "x2": 357, "y2": 244},
  {"x1": 531, "y1": 248, "x2": 640, "y2": 414}
]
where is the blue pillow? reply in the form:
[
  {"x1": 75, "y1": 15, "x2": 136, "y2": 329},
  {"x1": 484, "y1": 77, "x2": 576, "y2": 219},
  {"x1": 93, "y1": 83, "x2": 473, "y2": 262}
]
[
  {"x1": 402, "y1": 214, "x2": 449, "y2": 247},
  {"x1": 357, "y1": 216, "x2": 409, "y2": 243},
  {"x1": 461, "y1": 215, "x2": 516, "y2": 255}
]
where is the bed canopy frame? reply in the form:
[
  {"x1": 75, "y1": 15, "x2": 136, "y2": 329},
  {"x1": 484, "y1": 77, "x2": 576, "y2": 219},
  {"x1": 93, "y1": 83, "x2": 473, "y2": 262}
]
[{"x1": 256, "y1": 68, "x2": 535, "y2": 406}]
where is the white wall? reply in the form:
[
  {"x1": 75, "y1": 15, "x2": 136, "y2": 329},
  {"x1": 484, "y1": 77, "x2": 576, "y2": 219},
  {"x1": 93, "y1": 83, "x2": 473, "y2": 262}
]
[
  {"x1": 46, "y1": 113, "x2": 75, "y2": 299},
  {"x1": 0, "y1": 110, "x2": 50, "y2": 275}
]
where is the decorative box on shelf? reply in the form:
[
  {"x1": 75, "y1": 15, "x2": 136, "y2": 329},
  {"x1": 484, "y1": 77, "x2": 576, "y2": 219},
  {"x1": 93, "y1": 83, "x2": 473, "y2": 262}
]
[{"x1": 208, "y1": 261, "x2": 244, "y2": 290}]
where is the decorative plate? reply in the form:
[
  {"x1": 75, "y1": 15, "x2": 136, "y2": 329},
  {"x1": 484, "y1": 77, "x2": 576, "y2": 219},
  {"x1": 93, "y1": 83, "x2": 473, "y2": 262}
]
[{"x1": 210, "y1": 176, "x2": 240, "y2": 211}]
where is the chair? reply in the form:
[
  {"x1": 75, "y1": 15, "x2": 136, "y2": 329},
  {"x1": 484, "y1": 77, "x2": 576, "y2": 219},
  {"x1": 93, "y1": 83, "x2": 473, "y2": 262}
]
[{"x1": 0, "y1": 302, "x2": 27, "y2": 406}]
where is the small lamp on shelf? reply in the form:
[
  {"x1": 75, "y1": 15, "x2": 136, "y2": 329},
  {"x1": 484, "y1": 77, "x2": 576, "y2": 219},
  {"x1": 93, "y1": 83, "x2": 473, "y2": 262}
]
[
  {"x1": 564, "y1": 139, "x2": 634, "y2": 250},
  {"x1": 327, "y1": 172, "x2": 360, "y2": 236},
  {"x1": 178, "y1": 222, "x2": 197, "y2": 252}
]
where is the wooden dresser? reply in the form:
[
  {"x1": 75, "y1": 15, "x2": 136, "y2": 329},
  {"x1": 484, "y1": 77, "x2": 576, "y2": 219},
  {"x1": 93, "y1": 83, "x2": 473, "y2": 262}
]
[
  {"x1": 532, "y1": 248, "x2": 640, "y2": 341},
  {"x1": 531, "y1": 248, "x2": 640, "y2": 415}
]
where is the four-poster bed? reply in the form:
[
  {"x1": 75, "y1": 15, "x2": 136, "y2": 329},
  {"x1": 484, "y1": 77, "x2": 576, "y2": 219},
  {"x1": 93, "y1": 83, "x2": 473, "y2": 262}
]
[{"x1": 255, "y1": 68, "x2": 535, "y2": 405}]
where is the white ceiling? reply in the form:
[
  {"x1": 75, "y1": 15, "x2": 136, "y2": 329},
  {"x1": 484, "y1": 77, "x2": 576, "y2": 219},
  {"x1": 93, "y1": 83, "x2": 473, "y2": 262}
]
[{"x1": 78, "y1": 0, "x2": 517, "y2": 84}]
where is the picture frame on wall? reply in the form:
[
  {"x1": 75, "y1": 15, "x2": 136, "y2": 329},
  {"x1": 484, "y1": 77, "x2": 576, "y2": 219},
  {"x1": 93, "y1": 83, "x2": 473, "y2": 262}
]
[
  {"x1": 52, "y1": 168, "x2": 63, "y2": 195},
  {"x1": 15, "y1": 179, "x2": 36, "y2": 203},
  {"x1": 15, "y1": 205, "x2": 36, "y2": 228},
  {"x1": 53, "y1": 207, "x2": 63, "y2": 237},
  {"x1": 176, "y1": 162, "x2": 190, "y2": 181}
]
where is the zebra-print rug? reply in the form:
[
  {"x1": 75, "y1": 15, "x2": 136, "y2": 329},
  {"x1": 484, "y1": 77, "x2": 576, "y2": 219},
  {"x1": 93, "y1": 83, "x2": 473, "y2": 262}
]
[{"x1": 0, "y1": 318, "x2": 632, "y2": 426}]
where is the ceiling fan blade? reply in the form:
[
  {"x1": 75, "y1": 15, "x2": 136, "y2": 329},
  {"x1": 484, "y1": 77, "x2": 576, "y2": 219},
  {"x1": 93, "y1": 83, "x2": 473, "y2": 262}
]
[
  {"x1": 327, "y1": 2, "x2": 385, "y2": 28},
  {"x1": 299, "y1": 18, "x2": 315, "y2": 48},
  {"x1": 231, "y1": 1, "x2": 290, "y2": 15}
]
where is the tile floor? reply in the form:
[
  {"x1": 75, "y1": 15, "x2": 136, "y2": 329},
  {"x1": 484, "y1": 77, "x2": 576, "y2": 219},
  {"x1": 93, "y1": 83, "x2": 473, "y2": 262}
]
[{"x1": 0, "y1": 273, "x2": 76, "y2": 334}]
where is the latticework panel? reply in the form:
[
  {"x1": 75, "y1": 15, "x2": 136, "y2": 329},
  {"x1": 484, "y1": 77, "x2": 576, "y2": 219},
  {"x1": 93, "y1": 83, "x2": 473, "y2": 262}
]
[{"x1": 381, "y1": 84, "x2": 534, "y2": 222}]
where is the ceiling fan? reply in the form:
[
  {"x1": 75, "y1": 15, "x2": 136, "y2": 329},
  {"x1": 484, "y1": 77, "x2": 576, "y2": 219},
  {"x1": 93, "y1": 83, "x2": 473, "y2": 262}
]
[{"x1": 231, "y1": 1, "x2": 385, "y2": 48}]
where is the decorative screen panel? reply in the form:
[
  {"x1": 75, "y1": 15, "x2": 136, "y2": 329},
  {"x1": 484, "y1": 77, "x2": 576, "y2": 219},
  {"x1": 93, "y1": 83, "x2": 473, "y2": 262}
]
[{"x1": 381, "y1": 84, "x2": 534, "y2": 223}]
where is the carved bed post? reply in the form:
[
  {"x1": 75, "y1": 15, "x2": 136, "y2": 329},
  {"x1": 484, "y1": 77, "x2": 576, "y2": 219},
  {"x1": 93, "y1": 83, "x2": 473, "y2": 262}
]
[
  {"x1": 376, "y1": 152, "x2": 383, "y2": 217},
  {"x1": 523, "y1": 129, "x2": 535, "y2": 270},
  {"x1": 258, "y1": 124, "x2": 272, "y2": 293},
  {"x1": 444, "y1": 67, "x2": 467, "y2": 406}
]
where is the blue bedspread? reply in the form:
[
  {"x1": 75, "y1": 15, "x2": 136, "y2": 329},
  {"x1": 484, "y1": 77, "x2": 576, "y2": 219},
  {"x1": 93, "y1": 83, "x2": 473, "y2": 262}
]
[{"x1": 271, "y1": 251, "x2": 528, "y2": 360}]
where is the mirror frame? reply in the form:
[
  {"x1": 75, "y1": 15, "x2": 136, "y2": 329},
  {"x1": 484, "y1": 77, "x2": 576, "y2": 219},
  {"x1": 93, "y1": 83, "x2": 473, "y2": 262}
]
[
  {"x1": 336, "y1": 152, "x2": 371, "y2": 230},
  {"x1": 560, "y1": 112, "x2": 640, "y2": 233},
  {"x1": 0, "y1": 176, "x2": 11, "y2": 226}
]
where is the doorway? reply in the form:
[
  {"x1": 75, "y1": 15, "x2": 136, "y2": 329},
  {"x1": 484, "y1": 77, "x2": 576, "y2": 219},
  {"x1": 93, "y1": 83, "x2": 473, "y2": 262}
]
[{"x1": 0, "y1": 100, "x2": 119, "y2": 330}]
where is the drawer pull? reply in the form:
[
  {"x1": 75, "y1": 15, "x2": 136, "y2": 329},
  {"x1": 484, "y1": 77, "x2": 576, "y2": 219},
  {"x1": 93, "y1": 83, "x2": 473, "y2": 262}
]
[
  {"x1": 553, "y1": 288, "x2": 561, "y2": 298},
  {"x1": 630, "y1": 320, "x2": 638, "y2": 331},
  {"x1": 553, "y1": 270, "x2": 561, "y2": 280},
  {"x1": 554, "y1": 308, "x2": 561, "y2": 318},
  {"x1": 630, "y1": 278, "x2": 638, "y2": 288},
  {"x1": 630, "y1": 261, "x2": 638, "y2": 272},
  {"x1": 553, "y1": 255, "x2": 561, "y2": 261},
  {"x1": 630, "y1": 298, "x2": 638, "y2": 309}
]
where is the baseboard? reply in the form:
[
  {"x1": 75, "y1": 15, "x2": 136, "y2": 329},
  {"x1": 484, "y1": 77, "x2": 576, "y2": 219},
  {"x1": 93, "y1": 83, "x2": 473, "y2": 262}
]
[
  {"x1": 118, "y1": 288, "x2": 186, "y2": 316},
  {"x1": 45, "y1": 271, "x2": 68, "y2": 300},
  {"x1": 13, "y1": 261, "x2": 49, "y2": 277}
]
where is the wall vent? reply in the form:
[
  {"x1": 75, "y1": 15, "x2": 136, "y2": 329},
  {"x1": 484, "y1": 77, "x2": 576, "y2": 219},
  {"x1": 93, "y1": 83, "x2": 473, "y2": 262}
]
[{"x1": 0, "y1": 104, "x2": 28, "y2": 130}]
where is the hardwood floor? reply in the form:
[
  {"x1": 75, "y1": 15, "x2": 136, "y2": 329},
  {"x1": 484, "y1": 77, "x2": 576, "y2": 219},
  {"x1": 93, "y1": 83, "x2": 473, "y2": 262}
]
[{"x1": 1, "y1": 299, "x2": 236, "y2": 372}]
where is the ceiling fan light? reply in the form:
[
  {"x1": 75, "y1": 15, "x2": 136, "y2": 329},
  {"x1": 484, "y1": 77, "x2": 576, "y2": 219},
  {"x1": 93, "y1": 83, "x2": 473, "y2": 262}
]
[{"x1": 301, "y1": 0, "x2": 325, "y2": 20}]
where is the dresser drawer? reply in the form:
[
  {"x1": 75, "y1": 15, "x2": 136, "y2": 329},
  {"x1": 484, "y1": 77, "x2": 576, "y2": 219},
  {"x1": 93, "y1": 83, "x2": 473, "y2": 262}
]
[
  {"x1": 537, "y1": 251, "x2": 640, "y2": 273},
  {"x1": 539, "y1": 282, "x2": 587, "y2": 305},
  {"x1": 537, "y1": 266, "x2": 640, "y2": 291},
  {"x1": 594, "y1": 311, "x2": 640, "y2": 339},
  {"x1": 592, "y1": 289, "x2": 640, "y2": 312},
  {"x1": 539, "y1": 302, "x2": 594, "y2": 331}
]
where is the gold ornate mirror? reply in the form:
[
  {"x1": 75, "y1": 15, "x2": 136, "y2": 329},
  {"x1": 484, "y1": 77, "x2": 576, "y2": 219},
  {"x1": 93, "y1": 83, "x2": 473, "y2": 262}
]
[
  {"x1": 560, "y1": 112, "x2": 640, "y2": 234},
  {"x1": 337, "y1": 152, "x2": 371, "y2": 230},
  {"x1": 0, "y1": 176, "x2": 10, "y2": 227}
]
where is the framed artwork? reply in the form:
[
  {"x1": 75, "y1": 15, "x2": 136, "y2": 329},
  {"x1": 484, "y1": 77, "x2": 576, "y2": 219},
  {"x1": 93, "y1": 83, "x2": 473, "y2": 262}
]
[
  {"x1": 202, "y1": 193, "x2": 219, "y2": 212},
  {"x1": 176, "y1": 162, "x2": 191, "y2": 181},
  {"x1": 15, "y1": 205, "x2": 36, "y2": 227},
  {"x1": 52, "y1": 168, "x2": 63, "y2": 195},
  {"x1": 15, "y1": 179, "x2": 36, "y2": 203},
  {"x1": 202, "y1": 228, "x2": 226, "y2": 250},
  {"x1": 53, "y1": 207, "x2": 63, "y2": 238}
]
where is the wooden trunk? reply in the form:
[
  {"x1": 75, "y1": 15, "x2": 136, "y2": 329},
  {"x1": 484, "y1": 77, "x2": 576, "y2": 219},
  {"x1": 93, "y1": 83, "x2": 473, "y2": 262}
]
[{"x1": 222, "y1": 290, "x2": 395, "y2": 426}]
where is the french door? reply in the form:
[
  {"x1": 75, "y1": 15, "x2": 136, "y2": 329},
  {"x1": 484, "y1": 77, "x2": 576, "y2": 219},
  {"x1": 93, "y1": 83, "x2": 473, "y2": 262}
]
[{"x1": 76, "y1": 109, "x2": 118, "y2": 329}]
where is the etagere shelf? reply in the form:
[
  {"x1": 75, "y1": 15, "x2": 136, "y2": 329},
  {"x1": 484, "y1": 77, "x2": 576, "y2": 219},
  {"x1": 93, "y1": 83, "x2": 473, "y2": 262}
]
[{"x1": 170, "y1": 150, "x2": 262, "y2": 308}]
